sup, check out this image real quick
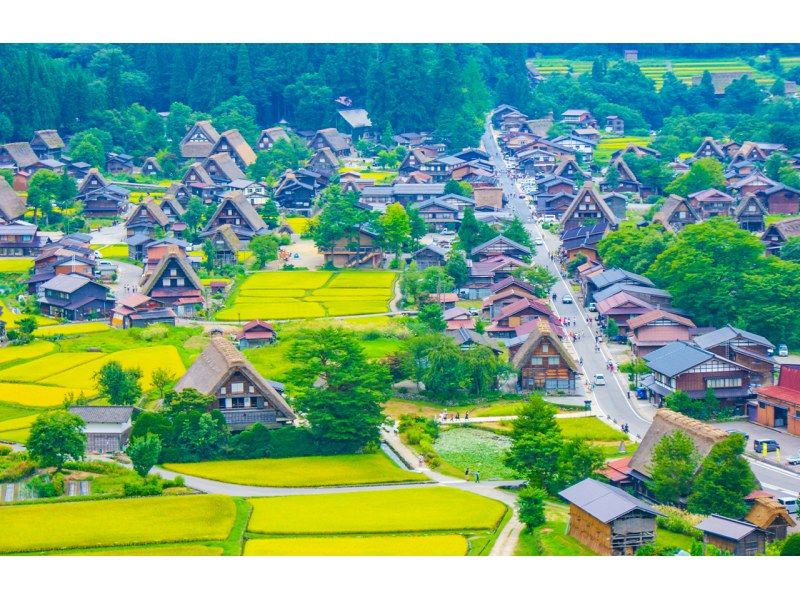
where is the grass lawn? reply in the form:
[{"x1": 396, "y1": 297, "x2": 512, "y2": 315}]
[
  {"x1": 515, "y1": 501, "x2": 595, "y2": 556},
  {"x1": 163, "y1": 452, "x2": 428, "y2": 487},
  {"x1": 34, "y1": 322, "x2": 112, "y2": 337},
  {"x1": 0, "y1": 258, "x2": 33, "y2": 273},
  {"x1": 434, "y1": 427, "x2": 517, "y2": 480},
  {"x1": 0, "y1": 494, "x2": 236, "y2": 554},
  {"x1": 248, "y1": 487, "x2": 507, "y2": 535},
  {"x1": 217, "y1": 270, "x2": 396, "y2": 321},
  {"x1": 244, "y1": 534, "x2": 468, "y2": 556},
  {"x1": 470, "y1": 400, "x2": 530, "y2": 417},
  {"x1": 0, "y1": 383, "x2": 85, "y2": 407},
  {"x1": 556, "y1": 416, "x2": 628, "y2": 441},
  {"x1": 383, "y1": 398, "x2": 442, "y2": 420},
  {"x1": 655, "y1": 528, "x2": 695, "y2": 552},
  {"x1": 0, "y1": 341, "x2": 55, "y2": 366}
]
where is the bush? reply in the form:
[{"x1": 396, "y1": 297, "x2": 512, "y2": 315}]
[
  {"x1": 656, "y1": 507, "x2": 704, "y2": 540},
  {"x1": 781, "y1": 534, "x2": 800, "y2": 556},
  {"x1": 26, "y1": 475, "x2": 59, "y2": 498},
  {"x1": 0, "y1": 446, "x2": 11, "y2": 456},
  {"x1": 228, "y1": 423, "x2": 271, "y2": 459},
  {"x1": 123, "y1": 475, "x2": 163, "y2": 497},
  {"x1": 268, "y1": 426, "x2": 319, "y2": 458},
  {"x1": 0, "y1": 456, "x2": 36, "y2": 482}
]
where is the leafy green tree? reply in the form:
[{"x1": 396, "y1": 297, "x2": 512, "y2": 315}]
[
  {"x1": 511, "y1": 265, "x2": 557, "y2": 299},
  {"x1": 557, "y1": 438, "x2": 604, "y2": 491},
  {"x1": 163, "y1": 388, "x2": 215, "y2": 415},
  {"x1": 649, "y1": 430, "x2": 699, "y2": 504},
  {"x1": 69, "y1": 133, "x2": 105, "y2": 168},
  {"x1": 605, "y1": 318, "x2": 620, "y2": 338},
  {"x1": 93, "y1": 361, "x2": 142, "y2": 406},
  {"x1": 407, "y1": 207, "x2": 427, "y2": 244},
  {"x1": 166, "y1": 102, "x2": 196, "y2": 152},
  {"x1": 172, "y1": 410, "x2": 229, "y2": 461},
  {"x1": 444, "y1": 179, "x2": 473, "y2": 198},
  {"x1": 27, "y1": 411, "x2": 86, "y2": 471},
  {"x1": 417, "y1": 303, "x2": 447, "y2": 333},
  {"x1": 27, "y1": 170, "x2": 61, "y2": 224},
  {"x1": 288, "y1": 327, "x2": 392, "y2": 453},
  {"x1": 688, "y1": 434, "x2": 757, "y2": 518},
  {"x1": 150, "y1": 367, "x2": 176, "y2": 400},
  {"x1": 445, "y1": 251, "x2": 469, "y2": 287},
  {"x1": 312, "y1": 186, "x2": 373, "y2": 254},
  {"x1": 212, "y1": 95, "x2": 259, "y2": 144},
  {"x1": 665, "y1": 157, "x2": 726, "y2": 197},
  {"x1": 505, "y1": 396, "x2": 564, "y2": 493},
  {"x1": 378, "y1": 202, "x2": 411, "y2": 260},
  {"x1": 720, "y1": 76, "x2": 766, "y2": 114},
  {"x1": 518, "y1": 486, "x2": 547, "y2": 531},
  {"x1": 183, "y1": 197, "x2": 206, "y2": 233},
  {"x1": 0, "y1": 169, "x2": 13, "y2": 186},
  {"x1": 126, "y1": 433, "x2": 162, "y2": 477},
  {"x1": 457, "y1": 207, "x2": 494, "y2": 253},
  {"x1": 56, "y1": 173, "x2": 77, "y2": 211},
  {"x1": 781, "y1": 534, "x2": 800, "y2": 556},
  {"x1": 422, "y1": 339, "x2": 466, "y2": 398},
  {"x1": 503, "y1": 216, "x2": 534, "y2": 253},
  {"x1": 261, "y1": 200, "x2": 280, "y2": 228},
  {"x1": 203, "y1": 239, "x2": 217, "y2": 271},
  {"x1": 597, "y1": 222, "x2": 674, "y2": 275},
  {"x1": 779, "y1": 237, "x2": 800, "y2": 263},
  {"x1": 463, "y1": 345, "x2": 503, "y2": 395},
  {"x1": 18, "y1": 316, "x2": 38, "y2": 335},
  {"x1": 228, "y1": 423, "x2": 271, "y2": 459},
  {"x1": 249, "y1": 234, "x2": 279, "y2": 269}
]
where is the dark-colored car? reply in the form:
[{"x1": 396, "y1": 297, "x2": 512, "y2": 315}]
[
  {"x1": 726, "y1": 430, "x2": 749, "y2": 441},
  {"x1": 753, "y1": 438, "x2": 780, "y2": 453}
]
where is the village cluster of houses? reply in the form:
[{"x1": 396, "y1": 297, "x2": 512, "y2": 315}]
[{"x1": 559, "y1": 408, "x2": 797, "y2": 556}]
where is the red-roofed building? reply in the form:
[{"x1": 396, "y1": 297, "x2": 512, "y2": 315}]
[
  {"x1": 422, "y1": 292, "x2": 459, "y2": 310},
  {"x1": 236, "y1": 320, "x2": 276, "y2": 349},
  {"x1": 755, "y1": 365, "x2": 800, "y2": 435},
  {"x1": 486, "y1": 297, "x2": 554, "y2": 338},
  {"x1": 598, "y1": 457, "x2": 633, "y2": 488}
]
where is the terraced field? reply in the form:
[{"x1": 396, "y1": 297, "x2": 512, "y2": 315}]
[
  {"x1": 215, "y1": 270, "x2": 396, "y2": 321},
  {"x1": 244, "y1": 534, "x2": 468, "y2": 556},
  {"x1": 594, "y1": 136, "x2": 653, "y2": 163},
  {"x1": 0, "y1": 258, "x2": 34, "y2": 273}
]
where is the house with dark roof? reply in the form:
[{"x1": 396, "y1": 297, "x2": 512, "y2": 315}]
[
  {"x1": 180, "y1": 121, "x2": 221, "y2": 160},
  {"x1": 236, "y1": 320, "x2": 277, "y2": 349},
  {"x1": 398, "y1": 147, "x2": 437, "y2": 174},
  {"x1": 202, "y1": 192, "x2": 268, "y2": 241},
  {"x1": 695, "y1": 515, "x2": 768, "y2": 556},
  {"x1": 466, "y1": 255, "x2": 529, "y2": 298},
  {"x1": 337, "y1": 108, "x2": 372, "y2": 140},
  {"x1": 411, "y1": 244, "x2": 448, "y2": 269},
  {"x1": 274, "y1": 170, "x2": 317, "y2": 215},
  {"x1": 596, "y1": 291, "x2": 655, "y2": 334},
  {"x1": 30, "y1": 130, "x2": 65, "y2": 160},
  {"x1": 560, "y1": 183, "x2": 619, "y2": 231},
  {"x1": 594, "y1": 283, "x2": 671, "y2": 311},
  {"x1": 471, "y1": 235, "x2": 532, "y2": 262},
  {"x1": 584, "y1": 268, "x2": 655, "y2": 305},
  {"x1": 693, "y1": 137, "x2": 726, "y2": 161},
  {"x1": 601, "y1": 156, "x2": 641, "y2": 194},
  {"x1": 322, "y1": 225, "x2": 383, "y2": 269},
  {"x1": 642, "y1": 341, "x2": 754, "y2": 412},
  {"x1": 559, "y1": 478, "x2": 661, "y2": 556},
  {"x1": 628, "y1": 310, "x2": 697, "y2": 357},
  {"x1": 609, "y1": 144, "x2": 660, "y2": 163},
  {"x1": 76, "y1": 169, "x2": 130, "y2": 217},
  {"x1": 694, "y1": 325, "x2": 775, "y2": 387},
  {"x1": 559, "y1": 222, "x2": 608, "y2": 262},
  {"x1": 37, "y1": 274, "x2": 114, "y2": 321},
  {"x1": 755, "y1": 365, "x2": 800, "y2": 436},
  {"x1": 552, "y1": 156, "x2": 590, "y2": 183},
  {"x1": 761, "y1": 217, "x2": 800, "y2": 256},
  {"x1": 310, "y1": 128, "x2": 352, "y2": 157},
  {"x1": 0, "y1": 222, "x2": 44, "y2": 257},
  {"x1": 106, "y1": 152, "x2": 134, "y2": 175},
  {"x1": 445, "y1": 328, "x2": 502, "y2": 353},
  {"x1": 111, "y1": 293, "x2": 175, "y2": 329},
  {"x1": 651, "y1": 194, "x2": 700, "y2": 233},
  {"x1": 125, "y1": 198, "x2": 171, "y2": 250},
  {"x1": 482, "y1": 287, "x2": 536, "y2": 320},
  {"x1": 255, "y1": 127, "x2": 289, "y2": 151},
  {"x1": 68, "y1": 406, "x2": 134, "y2": 453},
  {"x1": 756, "y1": 182, "x2": 800, "y2": 214},
  {"x1": 202, "y1": 224, "x2": 243, "y2": 265},
  {"x1": 510, "y1": 317, "x2": 578, "y2": 392},
  {"x1": 140, "y1": 248, "x2": 204, "y2": 317},
  {"x1": 733, "y1": 194, "x2": 768, "y2": 232},
  {"x1": 308, "y1": 147, "x2": 340, "y2": 178},
  {"x1": 486, "y1": 297, "x2": 554, "y2": 338},
  {"x1": 175, "y1": 332, "x2": 296, "y2": 431},
  {"x1": 628, "y1": 409, "x2": 730, "y2": 500},
  {"x1": 411, "y1": 198, "x2": 460, "y2": 231}
]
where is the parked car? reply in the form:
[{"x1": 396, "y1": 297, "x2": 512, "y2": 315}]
[
  {"x1": 777, "y1": 495, "x2": 799, "y2": 514},
  {"x1": 542, "y1": 215, "x2": 558, "y2": 223},
  {"x1": 440, "y1": 229, "x2": 456, "y2": 236},
  {"x1": 593, "y1": 373, "x2": 606, "y2": 386},
  {"x1": 610, "y1": 334, "x2": 628, "y2": 344},
  {"x1": 786, "y1": 454, "x2": 800, "y2": 466},
  {"x1": 468, "y1": 307, "x2": 480, "y2": 316},
  {"x1": 778, "y1": 344, "x2": 789, "y2": 357},
  {"x1": 562, "y1": 295, "x2": 573, "y2": 304},
  {"x1": 753, "y1": 438, "x2": 780, "y2": 453},
  {"x1": 587, "y1": 302, "x2": 597, "y2": 312},
  {"x1": 533, "y1": 236, "x2": 543, "y2": 245}
]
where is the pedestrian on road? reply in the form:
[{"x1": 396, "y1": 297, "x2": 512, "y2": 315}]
[
  {"x1": 456, "y1": 412, "x2": 460, "y2": 421},
  {"x1": 418, "y1": 456, "x2": 424, "y2": 467},
  {"x1": 465, "y1": 467, "x2": 470, "y2": 480},
  {"x1": 475, "y1": 471, "x2": 480, "y2": 483},
  {"x1": 465, "y1": 411, "x2": 470, "y2": 421},
  {"x1": 579, "y1": 357, "x2": 583, "y2": 365}
]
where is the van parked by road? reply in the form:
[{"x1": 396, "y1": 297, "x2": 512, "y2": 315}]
[
  {"x1": 753, "y1": 438, "x2": 780, "y2": 453},
  {"x1": 778, "y1": 495, "x2": 798, "y2": 514}
]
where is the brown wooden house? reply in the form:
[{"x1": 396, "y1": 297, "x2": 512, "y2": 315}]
[
  {"x1": 308, "y1": 147, "x2": 340, "y2": 177},
  {"x1": 695, "y1": 515, "x2": 768, "y2": 556},
  {"x1": 486, "y1": 297, "x2": 554, "y2": 338},
  {"x1": 693, "y1": 137, "x2": 726, "y2": 161},
  {"x1": 757, "y1": 183, "x2": 800, "y2": 214},
  {"x1": 202, "y1": 192, "x2": 268, "y2": 241},
  {"x1": 208, "y1": 128, "x2": 257, "y2": 170},
  {"x1": 204, "y1": 223, "x2": 242, "y2": 265},
  {"x1": 628, "y1": 309, "x2": 697, "y2": 357},
  {"x1": 255, "y1": 127, "x2": 289, "y2": 151},
  {"x1": 322, "y1": 225, "x2": 383, "y2": 268},
  {"x1": 30, "y1": 129, "x2": 65, "y2": 160},
  {"x1": 141, "y1": 157, "x2": 163, "y2": 177},
  {"x1": 560, "y1": 183, "x2": 619, "y2": 231},
  {"x1": 693, "y1": 325, "x2": 775, "y2": 387},
  {"x1": 309, "y1": 128, "x2": 352, "y2": 157},
  {"x1": 762, "y1": 217, "x2": 800, "y2": 256},
  {"x1": 411, "y1": 244, "x2": 448, "y2": 269},
  {"x1": 140, "y1": 248, "x2": 204, "y2": 317},
  {"x1": 745, "y1": 496, "x2": 795, "y2": 541},
  {"x1": 470, "y1": 235, "x2": 532, "y2": 262},
  {"x1": 125, "y1": 198, "x2": 171, "y2": 241},
  {"x1": 511, "y1": 317, "x2": 579, "y2": 392},
  {"x1": 755, "y1": 365, "x2": 800, "y2": 436},
  {"x1": 601, "y1": 156, "x2": 641, "y2": 194},
  {"x1": 175, "y1": 332, "x2": 296, "y2": 431},
  {"x1": 688, "y1": 188, "x2": 735, "y2": 219},
  {"x1": 202, "y1": 152, "x2": 246, "y2": 185},
  {"x1": 651, "y1": 194, "x2": 700, "y2": 233},
  {"x1": 179, "y1": 120, "x2": 221, "y2": 160},
  {"x1": 236, "y1": 320, "x2": 277, "y2": 349},
  {"x1": 559, "y1": 478, "x2": 660, "y2": 556},
  {"x1": 734, "y1": 194, "x2": 768, "y2": 232},
  {"x1": 37, "y1": 274, "x2": 114, "y2": 321}
]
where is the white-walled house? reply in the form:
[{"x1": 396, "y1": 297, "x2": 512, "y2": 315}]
[{"x1": 68, "y1": 406, "x2": 134, "y2": 453}]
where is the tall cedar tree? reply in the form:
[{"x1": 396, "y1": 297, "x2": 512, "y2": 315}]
[
  {"x1": 687, "y1": 434, "x2": 757, "y2": 518},
  {"x1": 505, "y1": 395, "x2": 564, "y2": 492},
  {"x1": 288, "y1": 328, "x2": 392, "y2": 453}
]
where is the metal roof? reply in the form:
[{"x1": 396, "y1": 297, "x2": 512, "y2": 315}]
[
  {"x1": 593, "y1": 283, "x2": 671, "y2": 304},
  {"x1": 695, "y1": 514, "x2": 761, "y2": 541},
  {"x1": 588, "y1": 268, "x2": 654, "y2": 291},
  {"x1": 693, "y1": 325, "x2": 774, "y2": 350},
  {"x1": 68, "y1": 406, "x2": 133, "y2": 424},
  {"x1": 644, "y1": 341, "x2": 714, "y2": 377},
  {"x1": 559, "y1": 478, "x2": 660, "y2": 524}
]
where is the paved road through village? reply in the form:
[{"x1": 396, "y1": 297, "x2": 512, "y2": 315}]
[{"x1": 481, "y1": 114, "x2": 800, "y2": 496}]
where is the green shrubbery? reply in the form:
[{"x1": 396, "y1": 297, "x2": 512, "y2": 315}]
[{"x1": 0, "y1": 450, "x2": 36, "y2": 482}]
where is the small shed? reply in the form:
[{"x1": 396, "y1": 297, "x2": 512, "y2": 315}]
[
  {"x1": 744, "y1": 496, "x2": 796, "y2": 541},
  {"x1": 559, "y1": 478, "x2": 661, "y2": 555},
  {"x1": 236, "y1": 320, "x2": 277, "y2": 349},
  {"x1": 696, "y1": 514, "x2": 769, "y2": 556},
  {"x1": 68, "y1": 406, "x2": 134, "y2": 454}
]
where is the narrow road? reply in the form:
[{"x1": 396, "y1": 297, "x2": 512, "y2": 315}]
[{"x1": 482, "y1": 114, "x2": 800, "y2": 495}]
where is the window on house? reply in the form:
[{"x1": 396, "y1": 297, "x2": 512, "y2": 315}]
[
  {"x1": 548, "y1": 356, "x2": 561, "y2": 366},
  {"x1": 232, "y1": 397, "x2": 245, "y2": 409},
  {"x1": 162, "y1": 279, "x2": 171, "y2": 287},
  {"x1": 220, "y1": 387, "x2": 226, "y2": 395},
  {"x1": 231, "y1": 382, "x2": 244, "y2": 393},
  {"x1": 541, "y1": 343, "x2": 550, "y2": 353},
  {"x1": 176, "y1": 278, "x2": 185, "y2": 287},
  {"x1": 706, "y1": 377, "x2": 742, "y2": 388},
  {"x1": 530, "y1": 357, "x2": 543, "y2": 365}
]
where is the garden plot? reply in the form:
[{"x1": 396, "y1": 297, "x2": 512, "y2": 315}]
[
  {"x1": 0, "y1": 494, "x2": 236, "y2": 554},
  {"x1": 216, "y1": 270, "x2": 396, "y2": 321},
  {"x1": 434, "y1": 427, "x2": 517, "y2": 480},
  {"x1": 247, "y1": 487, "x2": 506, "y2": 535},
  {"x1": 164, "y1": 453, "x2": 428, "y2": 487},
  {"x1": 244, "y1": 534, "x2": 467, "y2": 556}
]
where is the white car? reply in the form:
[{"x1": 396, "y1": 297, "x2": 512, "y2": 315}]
[
  {"x1": 594, "y1": 374, "x2": 606, "y2": 386},
  {"x1": 533, "y1": 237, "x2": 543, "y2": 245},
  {"x1": 542, "y1": 215, "x2": 558, "y2": 223}
]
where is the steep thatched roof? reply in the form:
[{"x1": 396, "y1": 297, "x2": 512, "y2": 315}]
[
  {"x1": 510, "y1": 317, "x2": 578, "y2": 372},
  {"x1": 0, "y1": 177, "x2": 26, "y2": 222},
  {"x1": 141, "y1": 248, "x2": 202, "y2": 295},
  {"x1": 745, "y1": 496, "x2": 796, "y2": 530},
  {"x1": 629, "y1": 409, "x2": 728, "y2": 479},
  {"x1": 175, "y1": 333, "x2": 295, "y2": 421}
]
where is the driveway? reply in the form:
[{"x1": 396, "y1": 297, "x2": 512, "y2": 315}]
[
  {"x1": 89, "y1": 221, "x2": 126, "y2": 246},
  {"x1": 109, "y1": 260, "x2": 144, "y2": 299},
  {"x1": 268, "y1": 238, "x2": 324, "y2": 270}
]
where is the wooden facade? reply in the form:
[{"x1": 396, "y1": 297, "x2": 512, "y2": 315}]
[{"x1": 511, "y1": 318, "x2": 578, "y2": 392}]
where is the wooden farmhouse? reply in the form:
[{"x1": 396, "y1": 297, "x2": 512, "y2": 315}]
[
  {"x1": 322, "y1": 225, "x2": 383, "y2": 268},
  {"x1": 203, "y1": 223, "x2": 242, "y2": 265},
  {"x1": 485, "y1": 297, "x2": 554, "y2": 338},
  {"x1": 68, "y1": 406, "x2": 134, "y2": 454},
  {"x1": 140, "y1": 248, "x2": 204, "y2": 317},
  {"x1": 744, "y1": 496, "x2": 795, "y2": 541},
  {"x1": 125, "y1": 198, "x2": 170, "y2": 239},
  {"x1": 273, "y1": 171, "x2": 316, "y2": 215},
  {"x1": 411, "y1": 244, "x2": 448, "y2": 269},
  {"x1": 755, "y1": 365, "x2": 800, "y2": 436},
  {"x1": 733, "y1": 194, "x2": 768, "y2": 232},
  {"x1": 0, "y1": 222, "x2": 44, "y2": 257},
  {"x1": 687, "y1": 188, "x2": 735, "y2": 219},
  {"x1": 471, "y1": 235, "x2": 532, "y2": 262},
  {"x1": 235, "y1": 320, "x2": 277, "y2": 349},
  {"x1": 762, "y1": 217, "x2": 800, "y2": 256},
  {"x1": 757, "y1": 183, "x2": 800, "y2": 215},
  {"x1": 310, "y1": 128, "x2": 352, "y2": 157},
  {"x1": 175, "y1": 332, "x2": 296, "y2": 431},
  {"x1": 627, "y1": 309, "x2": 697, "y2": 357},
  {"x1": 0, "y1": 178, "x2": 27, "y2": 223},
  {"x1": 180, "y1": 120, "x2": 221, "y2": 160},
  {"x1": 695, "y1": 515, "x2": 768, "y2": 556},
  {"x1": 693, "y1": 325, "x2": 775, "y2": 387},
  {"x1": 651, "y1": 194, "x2": 700, "y2": 233},
  {"x1": 256, "y1": 126, "x2": 289, "y2": 151},
  {"x1": 111, "y1": 293, "x2": 176, "y2": 329},
  {"x1": 38, "y1": 274, "x2": 114, "y2": 321},
  {"x1": 693, "y1": 137, "x2": 726, "y2": 161},
  {"x1": 560, "y1": 222, "x2": 608, "y2": 262},
  {"x1": 411, "y1": 198, "x2": 460, "y2": 231},
  {"x1": 76, "y1": 169, "x2": 131, "y2": 218},
  {"x1": 308, "y1": 147, "x2": 340, "y2": 177},
  {"x1": 30, "y1": 129, "x2": 65, "y2": 160},
  {"x1": 601, "y1": 156, "x2": 641, "y2": 194},
  {"x1": 141, "y1": 157, "x2": 163, "y2": 177},
  {"x1": 202, "y1": 152, "x2": 246, "y2": 185},
  {"x1": 203, "y1": 192, "x2": 269, "y2": 241},
  {"x1": 0, "y1": 142, "x2": 38, "y2": 173},
  {"x1": 511, "y1": 317, "x2": 579, "y2": 392},
  {"x1": 559, "y1": 478, "x2": 660, "y2": 556},
  {"x1": 106, "y1": 152, "x2": 134, "y2": 174},
  {"x1": 560, "y1": 184, "x2": 619, "y2": 231}
]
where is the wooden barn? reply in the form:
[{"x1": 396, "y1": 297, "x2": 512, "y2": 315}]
[
  {"x1": 510, "y1": 317, "x2": 579, "y2": 392},
  {"x1": 745, "y1": 496, "x2": 796, "y2": 541},
  {"x1": 695, "y1": 515, "x2": 768, "y2": 556},
  {"x1": 559, "y1": 478, "x2": 661, "y2": 556}
]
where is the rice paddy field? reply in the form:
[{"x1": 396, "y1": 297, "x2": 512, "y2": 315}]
[
  {"x1": 90, "y1": 244, "x2": 128, "y2": 259},
  {"x1": 0, "y1": 301, "x2": 59, "y2": 330},
  {"x1": 244, "y1": 534, "x2": 468, "y2": 556},
  {"x1": 529, "y1": 56, "x2": 778, "y2": 90},
  {"x1": 163, "y1": 453, "x2": 429, "y2": 487},
  {"x1": 215, "y1": 270, "x2": 396, "y2": 321},
  {"x1": 0, "y1": 495, "x2": 237, "y2": 554},
  {"x1": 247, "y1": 487, "x2": 507, "y2": 535},
  {"x1": 0, "y1": 258, "x2": 34, "y2": 273},
  {"x1": 0, "y1": 341, "x2": 55, "y2": 366},
  {"x1": 33, "y1": 322, "x2": 112, "y2": 337},
  {"x1": 0, "y1": 382, "x2": 85, "y2": 407}
]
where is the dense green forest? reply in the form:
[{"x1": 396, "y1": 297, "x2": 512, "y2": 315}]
[{"x1": 1, "y1": 43, "x2": 799, "y2": 158}]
